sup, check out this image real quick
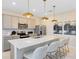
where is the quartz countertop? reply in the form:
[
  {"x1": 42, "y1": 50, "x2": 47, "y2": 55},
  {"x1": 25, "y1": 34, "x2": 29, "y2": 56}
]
[{"x1": 8, "y1": 35, "x2": 59, "y2": 49}]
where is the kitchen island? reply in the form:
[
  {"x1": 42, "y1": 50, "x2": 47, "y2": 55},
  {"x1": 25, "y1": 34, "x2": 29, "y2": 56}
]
[{"x1": 8, "y1": 35, "x2": 59, "y2": 59}]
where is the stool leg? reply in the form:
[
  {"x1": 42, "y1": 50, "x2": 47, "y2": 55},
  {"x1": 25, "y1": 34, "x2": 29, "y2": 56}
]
[{"x1": 67, "y1": 45, "x2": 69, "y2": 52}]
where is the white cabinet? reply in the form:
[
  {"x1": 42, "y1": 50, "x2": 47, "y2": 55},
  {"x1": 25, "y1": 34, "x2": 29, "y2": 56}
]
[
  {"x1": 19, "y1": 17, "x2": 27, "y2": 24},
  {"x1": 2, "y1": 14, "x2": 37, "y2": 29},
  {"x1": 2, "y1": 36, "x2": 12, "y2": 51},
  {"x1": 12, "y1": 16, "x2": 18, "y2": 29},
  {"x1": 19, "y1": 18, "x2": 36, "y2": 28},
  {"x1": 28, "y1": 19, "x2": 36, "y2": 28},
  {"x1": 2, "y1": 14, "x2": 11, "y2": 29}
]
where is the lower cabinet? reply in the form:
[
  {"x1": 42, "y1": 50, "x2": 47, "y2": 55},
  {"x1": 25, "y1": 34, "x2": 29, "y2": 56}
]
[{"x1": 3, "y1": 36, "x2": 12, "y2": 51}]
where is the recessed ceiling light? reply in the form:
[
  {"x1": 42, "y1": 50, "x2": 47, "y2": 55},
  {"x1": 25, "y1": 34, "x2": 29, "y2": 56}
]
[{"x1": 12, "y1": 2, "x2": 16, "y2": 5}]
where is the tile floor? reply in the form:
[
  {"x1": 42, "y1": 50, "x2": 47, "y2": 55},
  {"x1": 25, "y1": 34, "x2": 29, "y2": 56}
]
[{"x1": 2, "y1": 38, "x2": 76, "y2": 59}]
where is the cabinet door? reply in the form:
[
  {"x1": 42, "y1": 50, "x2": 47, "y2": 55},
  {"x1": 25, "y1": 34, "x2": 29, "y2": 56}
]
[
  {"x1": 12, "y1": 16, "x2": 18, "y2": 29},
  {"x1": 3, "y1": 36, "x2": 11, "y2": 51},
  {"x1": 28, "y1": 19, "x2": 36, "y2": 28},
  {"x1": 2, "y1": 14, "x2": 4, "y2": 29},
  {"x1": 22, "y1": 18, "x2": 27, "y2": 24},
  {"x1": 3, "y1": 14, "x2": 11, "y2": 29},
  {"x1": 19, "y1": 17, "x2": 27, "y2": 24}
]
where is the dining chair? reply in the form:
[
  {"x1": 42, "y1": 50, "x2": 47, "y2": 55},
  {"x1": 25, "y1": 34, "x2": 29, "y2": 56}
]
[{"x1": 23, "y1": 45, "x2": 48, "y2": 59}]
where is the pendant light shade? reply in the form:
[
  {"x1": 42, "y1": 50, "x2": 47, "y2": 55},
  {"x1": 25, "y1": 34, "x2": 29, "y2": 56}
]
[
  {"x1": 23, "y1": 0, "x2": 33, "y2": 18},
  {"x1": 52, "y1": 19, "x2": 57, "y2": 22},
  {"x1": 42, "y1": 0, "x2": 48, "y2": 20},
  {"x1": 42, "y1": 16, "x2": 48, "y2": 20},
  {"x1": 23, "y1": 12, "x2": 33, "y2": 18}
]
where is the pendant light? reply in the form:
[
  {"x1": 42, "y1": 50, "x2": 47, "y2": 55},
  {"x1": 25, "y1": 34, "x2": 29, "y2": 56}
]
[
  {"x1": 23, "y1": 0, "x2": 33, "y2": 18},
  {"x1": 42, "y1": 0, "x2": 48, "y2": 20},
  {"x1": 52, "y1": 5, "x2": 57, "y2": 22}
]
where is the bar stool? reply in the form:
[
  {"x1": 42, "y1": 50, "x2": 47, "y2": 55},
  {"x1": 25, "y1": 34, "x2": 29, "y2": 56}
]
[
  {"x1": 57, "y1": 38, "x2": 70, "y2": 58},
  {"x1": 47, "y1": 41, "x2": 59, "y2": 59},
  {"x1": 63, "y1": 38, "x2": 70, "y2": 54},
  {"x1": 23, "y1": 45, "x2": 48, "y2": 59}
]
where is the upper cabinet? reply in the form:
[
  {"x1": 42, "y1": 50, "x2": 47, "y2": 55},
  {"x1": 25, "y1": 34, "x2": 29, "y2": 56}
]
[
  {"x1": 2, "y1": 14, "x2": 19, "y2": 29},
  {"x1": 28, "y1": 19, "x2": 36, "y2": 28},
  {"x1": 2, "y1": 14, "x2": 37, "y2": 29},
  {"x1": 19, "y1": 17, "x2": 27, "y2": 24},
  {"x1": 11, "y1": 16, "x2": 18, "y2": 29},
  {"x1": 2, "y1": 14, "x2": 11, "y2": 29}
]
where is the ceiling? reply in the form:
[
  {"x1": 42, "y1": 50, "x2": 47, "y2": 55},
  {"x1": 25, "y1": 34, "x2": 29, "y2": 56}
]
[{"x1": 2, "y1": 0, "x2": 76, "y2": 16}]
